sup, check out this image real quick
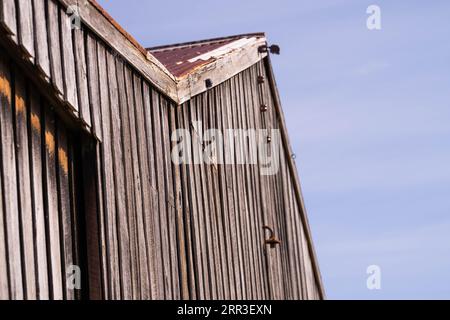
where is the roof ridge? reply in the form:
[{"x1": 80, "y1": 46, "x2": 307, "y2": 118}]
[{"x1": 147, "y1": 32, "x2": 265, "y2": 52}]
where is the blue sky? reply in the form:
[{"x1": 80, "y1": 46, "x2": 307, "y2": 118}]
[{"x1": 98, "y1": 0, "x2": 450, "y2": 299}]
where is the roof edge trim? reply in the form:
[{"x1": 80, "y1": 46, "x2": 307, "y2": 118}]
[
  {"x1": 59, "y1": 0, "x2": 268, "y2": 105},
  {"x1": 60, "y1": 0, "x2": 179, "y2": 101}
]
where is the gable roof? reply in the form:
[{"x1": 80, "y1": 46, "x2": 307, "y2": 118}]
[
  {"x1": 148, "y1": 33, "x2": 268, "y2": 103},
  {"x1": 148, "y1": 33, "x2": 265, "y2": 79},
  {"x1": 62, "y1": 0, "x2": 267, "y2": 104}
]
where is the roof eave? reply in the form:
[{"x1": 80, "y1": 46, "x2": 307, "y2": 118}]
[{"x1": 175, "y1": 36, "x2": 268, "y2": 105}]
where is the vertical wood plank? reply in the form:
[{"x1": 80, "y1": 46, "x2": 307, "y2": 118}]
[
  {"x1": 132, "y1": 74, "x2": 153, "y2": 299},
  {"x1": 195, "y1": 95, "x2": 218, "y2": 299},
  {"x1": 205, "y1": 88, "x2": 228, "y2": 299},
  {"x1": 97, "y1": 43, "x2": 120, "y2": 299},
  {"x1": 47, "y1": 0, "x2": 64, "y2": 95},
  {"x1": 264, "y1": 66, "x2": 286, "y2": 299},
  {"x1": 60, "y1": 7, "x2": 78, "y2": 112},
  {"x1": 116, "y1": 62, "x2": 139, "y2": 299},
  {"x1": 56, "y1": 123, "x2": 74, "y2": 299},
  {"x1": 124, "y1": 66, "x2": 148, "y2": 299},
  {"x1": 16, "y1": 0, "x2": 35, "y2": 60},
  {"x1": 214, "y1": 84, "x2": 236, "y2": 299},
  {"x1": 32, "y1": 0, "x2": 51, "y2": 78},
  {"x1": 176, "y1": 102, "x2": 198, "y2": 299},
  {"x1": 0, "y1": 0, "x2": 17, "y2": 40},
  {"x1": 226, "y1": 77, "x2": 246, "y2": 299},
  {"x1": 244, "y1": 67, "x2": 266, "y2": 299},
  {"x1": 241, "y1": 72, "x2": 260, "y2": 299},
  {"x1": 249, "y1": 65, "x2": 272, "y2": 299},
  {"x1": 0, "y1": 56, "x2": 23, "y2": 299},
  {"x1": 169, "y1": 103, "x2": 189, "y2": 300},
  {"x1": 14, "y1": 70, "x2": 37, "y2": 299},
  {"x1": 281, "y1": 149, "x2": 300, "y2": 299},
  {"x1": 187, "y1": 96, "x2": 210, "y2": 299},
  {"x1": 300, "y1": 220, "x2": 314, "y2": 299},
  {"x1": 250, "y1": 63, "x2": 276, "y2": 299},
  {"x1": 220, "y1": 80, "x2": 242, "y2": 299},
  {"x1": 160, "y1": 98, "x2": 180, "y2": 299},
  {"x1": 80, "y1": 138, "x2": 104, "y2": 299},
  {"x1": 0, "y1": 170, "x2": 7, "y2": 299},
  {"x1": 142, "y1": 84, "x2": 163, "y2": 299},
  {"x1": 93, "y1": 142, "x2": 109, "y2": 299},
  {"x1": 86, "y1": 33, "x2": 102, "y2": 140},
  {"x1": 73, "y1": 28, "x2": 91, "y2": 127},
  {"x1": 106, "y1": 50, "x2": 132, "y2": 299},
  {"x1": 151, "y1": 92, "x2": 172, "y2": 299},
  {"x1": 232, "y1": 74, "x2": 253, "y2": 299},
  {"x1": 43, "y1": 107, "x2": 63, "y2": 299},
  {"x1": 0, "y1": 57, "x2": 10, "y2": 300},
  {"x1": 291, "y1": 186, "x2": 307, "y2": 298},
  {"x1": 29, "y1": 87, "x2": 49, "y2": 299},
  {"x1": 67, "y1": 139, "x2": 80, "y2": 300}
]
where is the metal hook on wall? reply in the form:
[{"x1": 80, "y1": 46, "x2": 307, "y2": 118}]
[{"x1": 263, "y1": 225, "x2": 281, "y2": 249}]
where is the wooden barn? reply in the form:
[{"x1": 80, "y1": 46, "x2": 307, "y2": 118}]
[{"x1": 0, "y1": 0, "x2": 324, "y2": 300}]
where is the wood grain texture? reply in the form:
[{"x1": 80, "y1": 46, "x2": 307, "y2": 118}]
[
  {"x1": 86, "y1": 33, "x2": 102, "y2": 140},
  {"x1": 132, "y1": 74, "x2": 153, "y2": 299},
  {"x1": 0, "y1": 16, "x2": 323, "y2": 299},
  {"x1": 107, "y1": 50, "x2": 132, "y2": 299},
  {"x1": 29, "y1": 86, "x2": 50, "y2": 299},
  {"x1": 160, "y1": 98, "x2": 180, "y2": 299},
  {"x1": 94, "y1": 142, "x2": 109, "y2": 298},
  {"x1": 43, "y1": 107, "x2": 63, "y2": 299},
  {"x1": 187, "y1": 96, "x2": 210, "y2": 299},
  {"x1": 60, "y1": 7, "x2": 78, "y2": 112},
  {"x1": 47, "y1": 0, "x2": 64, "y2": 95},
  {"x1": 97, "y1": 43, "x2": 120, "y2": 299},
  {"x1": 0, "y1": 0, "x2": 17, "y2": 39},
  {"x1": 142, "y1": 84, "x2": 163, "y2": 299},
  {"x1": 0, "y1": 56, "x2": 23, "y2": 299},
  {"x1": 0, "y1": 153, "x2": 8, "y2": 299},
  {"x1": 56, "y1": 123, "x2": 74, "y2": 299},
  {"x1": 151, "y1": 92, "x2": 172, "y2": 299},
  {"x1": 73, "y1": 28, "x2": 91, "y2": 127},
  {"x1": 59, "y1": 0, "x2": 178, "y2": 102},
  {"x1": 16, "y1": 0, "x2": 35, "y2": 60},
  {"x1": 116, "y1": 60, "x2": 139, "y2": 299},
  {"x1": 32, "y1": 0, "x2": 51, "y2": 78},
  {"x1": 169, "y1": 103, "x2": 189, "y2": 300},
  {"x1": 0, "y1": 55, "x2": 10, "y2": 300},
  {"x1": 14, "y1": 69, "x2": 37, "y2": 299},
  {"x1": 176, "y1": 102, "x2": 198, "y2": 299}
]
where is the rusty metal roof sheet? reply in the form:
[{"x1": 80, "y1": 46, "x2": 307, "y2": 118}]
[{"x1": 147, "y1": 33, "x2": 265, "y2": 78}]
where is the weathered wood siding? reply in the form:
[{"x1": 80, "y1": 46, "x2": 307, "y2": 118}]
[
  {"x1": 0, "y1": 51, "x2": 84, "y2": 299},
  {"x1": 0, "y1": 0, "x2": 323, "y2": 300}
]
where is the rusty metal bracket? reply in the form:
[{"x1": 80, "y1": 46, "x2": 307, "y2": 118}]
[
  {"x1": 258, "y1": 44, "x2": 280, "y2": 55},
  {"x1": 257, "y1": 75, "x2": 265, "y2": 84},
  {"x1": 263, "y1": 226, "x2": 281, "y2": 248}
]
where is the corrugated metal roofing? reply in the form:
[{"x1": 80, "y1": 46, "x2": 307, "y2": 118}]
[{"x1": 147, "y1": 33, "x2": 265, "y2": 78}]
